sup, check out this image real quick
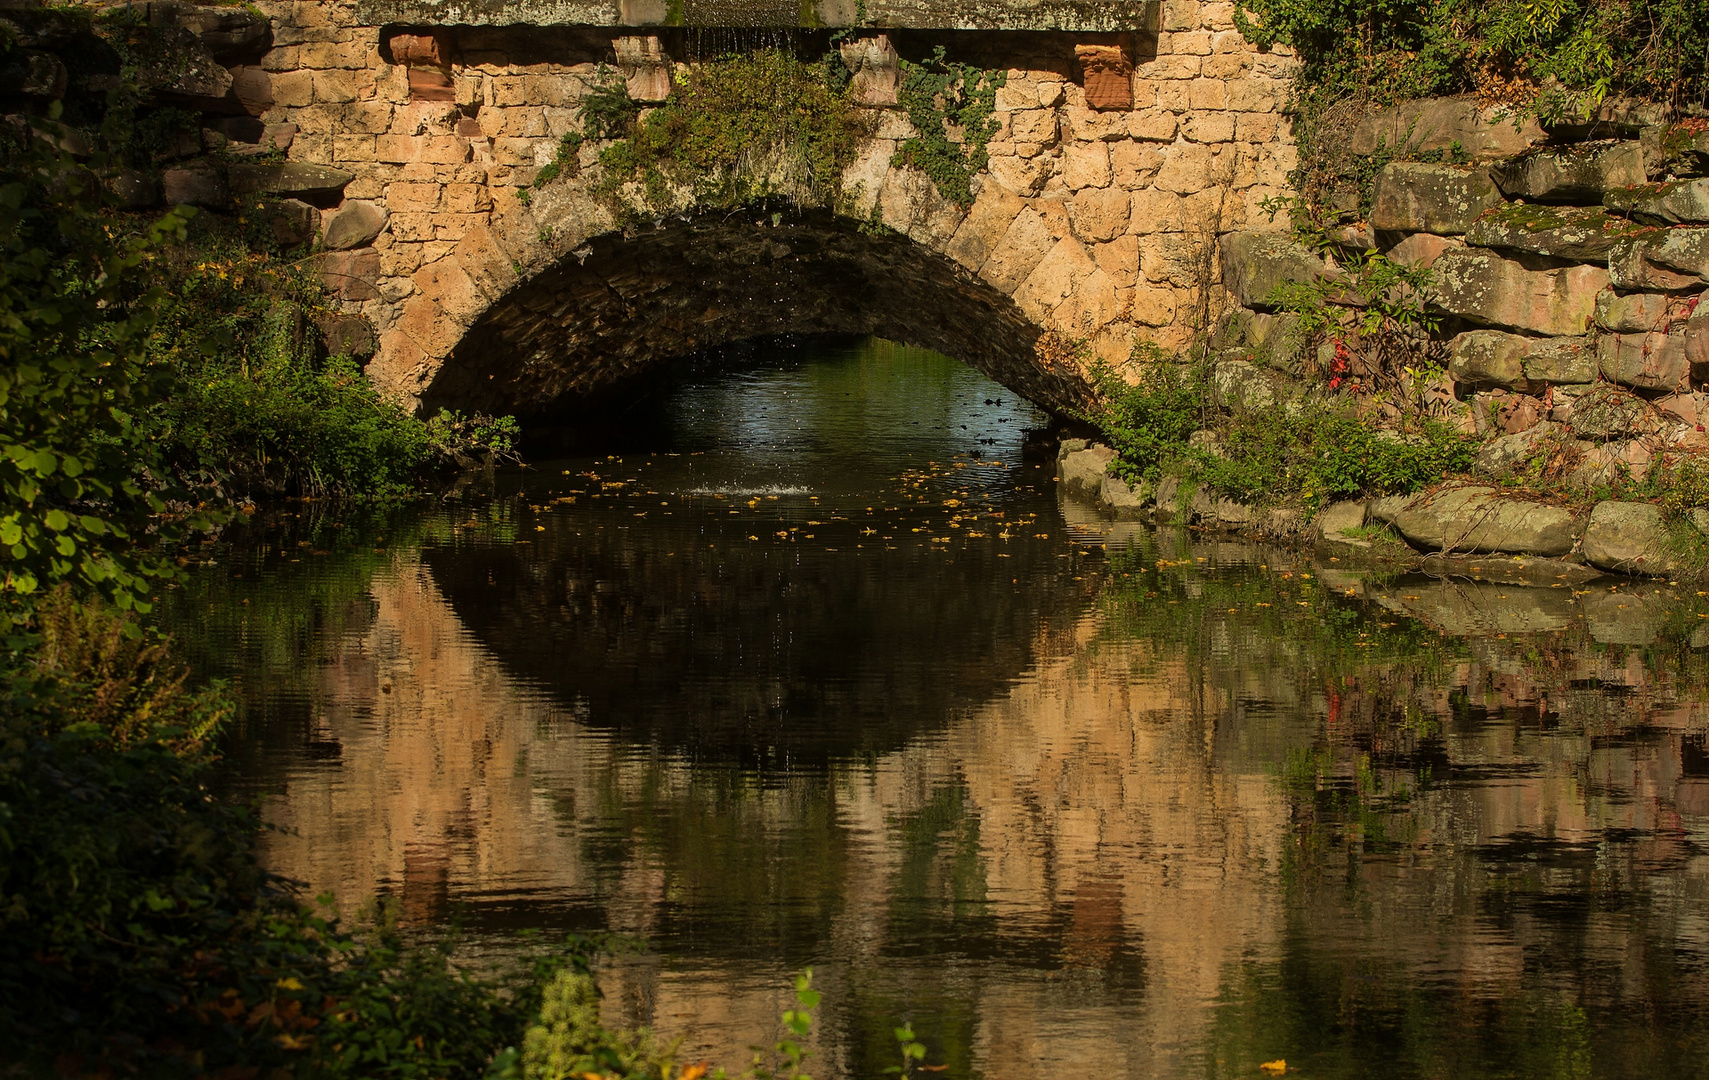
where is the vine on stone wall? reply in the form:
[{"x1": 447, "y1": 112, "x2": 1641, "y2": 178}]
[{"x1": 892, "y1": 47, "x2": 1006, "y2": 209}]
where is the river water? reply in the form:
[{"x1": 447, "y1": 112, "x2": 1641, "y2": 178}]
[{"x1": 164, "y1": 337, "x2": 1709, "y2": 1080}]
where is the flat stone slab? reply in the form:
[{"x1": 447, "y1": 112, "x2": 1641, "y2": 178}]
[
  {"x1": 1430, "y1": 249, "x2": 1607, "y2": 336},
  {"x1": 1463, "y1": 204, "x2": 1651, "y2": 263},
  {"x1": 355, "y1": 0, "x2": 1160, "y2": 30},
  {"x1": 1581, "y1": 500, "x2": 1693, "y2": 576}
]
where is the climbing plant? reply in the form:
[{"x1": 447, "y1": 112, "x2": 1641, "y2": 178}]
[{"x1": 892, "y1": 46, "x2": 1006, "y2": 209}]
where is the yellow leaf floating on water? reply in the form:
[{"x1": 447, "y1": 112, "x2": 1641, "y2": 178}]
[{"x1": 1260, "y1": 1061, "x2": 1287, "y2": 1075}]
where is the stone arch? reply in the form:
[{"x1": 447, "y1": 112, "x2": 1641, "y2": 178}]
[{"x1": 370, "y1": 163, "x2": 1113, "y2": 418}]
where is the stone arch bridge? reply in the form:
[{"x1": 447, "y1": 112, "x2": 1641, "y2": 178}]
[{"x1": 166, "y1": 0, "x2": 1298, "y2": 417}]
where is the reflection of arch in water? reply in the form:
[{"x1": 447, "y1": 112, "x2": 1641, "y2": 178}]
[
  {"x1": 379, "y1": 207, "x2": 1098, "y2": 423},
  {"x1": 420, "y1": 505, "x2": 1103, "y2": 763}
]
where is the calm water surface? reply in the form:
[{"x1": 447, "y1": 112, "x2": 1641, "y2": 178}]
[{"x1": 164, "y1": 338, "x2": 1709, "y2": 1080}]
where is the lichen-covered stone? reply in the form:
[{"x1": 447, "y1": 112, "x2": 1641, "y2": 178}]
[
  {"x1": 1430, "y1": 249, "x2": 1607, "y2": 336},
  {"x1": 229, "y1": 162, "x2": 355, "y2": 198},
  {"x1": 1597, "y1": 330, "x2": 1691, "y2": 392},
  {"x1": 1643, "y1": 227, "x2": 1709, "y2": 283},
  {"x1": 1447, "y1": 329, "x2": 1531, "y2": 390},
  {"x1": 1369, "y1": 163, "x2": 1503, "y2": 235},
  {"x1": 1218, "y1": 231, "x2": 1329, "y2": 309},
  {"x1": 1489, "y1": 141, "x2": 1646, "y2": 202},
  {"x1": 1521, "y1": 337, "x2": 1594, "y2": 384},
  {"x1": 1463, "y1": 204, "x2": 1648, "y2": 263},
  {"x1": 1475, "y1": 421, "x2": 1558, "y2": 477},
  {"x1": 1594, "y1": 290, "x2": 1690, "y2": 332},
  {"x1": 1607, "y1": 235, "x2": 1705, "y2": 292},
  {"x1": 1386, "y1": 483, "x2": 1579, "y2": 555},
  {"x1": 1606, "y1": 178, "x2": 1709, "y2": 225},
  {"x1": 1581, "y1": 501, "x2": 1689, "y2": 576},
  {"x1": 1350, "y1": 97, "x2": 1543, "y2": 161}
]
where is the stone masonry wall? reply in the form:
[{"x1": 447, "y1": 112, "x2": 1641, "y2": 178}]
[{"x1": 116, "y1": 0, "x2": 1302, "y2": 412}]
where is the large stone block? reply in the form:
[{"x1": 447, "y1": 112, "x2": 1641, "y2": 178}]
[
  {"x1": 1489, "y1": 141, "x2": 1646, "y2": 202},
  {"x1": 1581, "y1": 501, "x2": 1690, "y2": 576},
  {"x1": 228, "y1": 162, "x2": 354, "y2": 198},
  {"x1": 1463, "y1": 204, "x2": 1649, "y2": 264},
  {"x1": 1594, "y1": 290, "x2": 1687, "y2": 332},
  {"x1": 1597, "y1": 331, "x2": 1691, "y2": 391},
  {"x1": 1386, "y1": 483, "x2": 1579, "y2": 555},
  {"x1": 161, "y1": 164, "x2": 227, "y2": 207},
  {"x1": 1430, "y1": 249, "x2": 1607, "y2": 336},
  {"x1": 1643, "y1": 227, "x2": 1709, "y2": 283},
  {"x1": 1219, "y1": 230, "x2": 1328, "y2": 309},
  {"x1": 313, "y1": 248, "x2": 381, "y2": 301},
  {"x1": 1370, "y1": 163, "x2": 1503, "y2": 235},
  {"x1": 1447, "y1": 330, "x2": 1531, "y2": 390},
  {"x1": 1522, "y1": 337, "x2": 1595, "y2": 384},
  {"x1": 1608, "y1": 235, "x2": 1703, "y2": 292},
  {"x1": 1351, "y1": 97, "x2": 1544, "y2": 161},
  {"x1": 1606, "y1": 178, "x2": 1709, "y2": 225}
]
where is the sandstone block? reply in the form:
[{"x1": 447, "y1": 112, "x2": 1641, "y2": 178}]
[
  {"x1": 1448, "y1": 330, "x2": 1531, "y2": 390},
  {"x1": 1644, "y1": 227, "x2": 1709, "y2": 282},
  {"x1": 412, "y1": 257, "x2": 488, "y2": 325},
  {"x1": 1183, "y1": 113, "x2": 1235, "y2": 143},
  {"x1": 1490, "y1": 141, "x2": 1647, "y2": 202},
  {"x1": 1013, "y1": 236, "x2": 1096, "y2": 321},
  {"x1": 261, "y1": 198, "x2": 317, "y2": 246},
  {"x1": 840, "y1": 33, "x2": 899, "y2": 107},
  {"x1": 944, "y1": 187, "x2": 1024, "y2": 271},
  {"x1": 1128, "y1": 110, "x2": 1178, "y2": 142},
  {"x1": 986, "y1": 153, "x2": 1052, "y2": 197},
  {"x1": 322, "y1": 199, "x2": 389, "y2": 250},
  {"x1": 1219, "y1": 230, "x2": 1329, "y2": 309},
  {"x1": 161, "y1": 165, "x2": 226, "y2": 207},
  {"x1": 1092, "y1": 233, "x2": 1140, "y2": 288},
  {"x1": 1608, "y1": 235, "x2": 1703, "y2": 292},
  {"x1": 312, "y1": 69, "x2": 357, "y2": 104},
  {"x1": 1099, "y1": 475, "x2": 1151, "y2": 520},
  {"x1": 229, "y1": 66, "x2": 272, "y2": 115},
  {"x1": 1369, "y1": 163, "x2": 1503, "y2": 235},
  {"x1": 1598, "y1": 331, "x2": 1691, "y2": 391},
  {"x1": 1464, "y1": 204, "x2": 1648, "y2": 264},
  {"x1": 1607, "y1": 178, "x2": 1709, "y2": 225},
  {"x1": 271, "y1": 68, "x2": 313, "y2": 107},
  {"x1": 1351, "y1": 97, "x2": 1545, "y2": 161},
  {"x1": 1385, "y1": 232, "x2": 1459, "y2": 267},
  {"x1": 1582, "y1": 501, "x2": 1689, "y2": 575},
  {"x1": 1430, "y1": 249, "x2": 1607, "y2": 336},
  {"x1": 1062, "y1": 141, "x2": 1111, "y2": 190},
  {"x1": 1067, "y1": 187, "x2": 1130, "y2": 242},
  {"x1": 229, "y1": 162, "x2": 353, "y2": 198},
  {"x1": 1075, "y1": 44, "x2": 1133, "y2": 111},
  {"x1": 1523, "y1": 337, "x2": 1595, "y2": 384},
  {"x1": 1387, "y1": 483, "x2": 1579, "y2": 555},
  {"x1": 1595, "y1": 290, "x2": 1685, "y2": 332},
  {"x1": 314, "y1": 248, "x2": 381, "y2": 301},
  {"x1": 315, "y1": 313, "x2": 376, "y2": 358},
  {"x1": 1059, "y1": 443, "x2": 1115, "y2": 496}
]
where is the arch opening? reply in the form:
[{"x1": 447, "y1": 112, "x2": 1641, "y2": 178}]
[{"x1": 418, "y1": 207, "x2": 1095, "y2": 424}]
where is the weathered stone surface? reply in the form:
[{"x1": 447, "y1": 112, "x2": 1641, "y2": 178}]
[
  {"x1": 108, "y1": 169, "x2": 159, "y2": 209},
  {"x1": 315, "y1": 313, "x2": 377, "y2": 358},
  {"x1": 1077, "y1": 43, "x2": 1134, "y2": 110},
  {"x1": 356, "y1": 0, "x2": 1163, "y2": 31},
  {"x1": 1212, "y1": 359, "x2": 1288, "y2": 410},
  {"x1": 152, "y1": 2, "x2": 271, "y2": 61},
  {"x1": 1565, "y1": 384, "x2": 1659, "y2": 440},
  {"x1": 839, "y1": 34, "x2": 898, "y2": 107},
  {"x1": 1581, "y1": 501, "x2": 1689, "y2": 576},
  {"x1": 1643, "y1": 227, "x2": 1709, "y2": 283},
  {"x1": 1448, "y1": 329, "x2": 1530, "y2": 390},
  {"x1": 1384, "y1": 231, "x2": 1459, "y2": 267},
  {"x1": 1522, "y1": 337, "x2": 1595, "y2": 384},
  {"x1": 1595, "y1": 290, "x2": 1687, "y2": 332},
  {"x1": 261, "y1": 198, "x2": 317, "y2": 247},
  {"x1": 314, "y1": 248, "x2": 382, "y2": 301},
  {"x1": 322, "y1": 199, "x2": 390, "y2": 250},
  {"x1": 1219, "y1": 231, "x2": 1329, "y2": 309},
  {"x1": 1312, "y1": 499, "x2": 1367, "y2": 543},
  {"x1": 1608, "y1": 235, "x2": 1704, "y2": 292},
  {"x1": 1379, "y1": 583, "x2": 1575, "y2": 635},
  {"x1": 1475, "y1": 422, "x2": 1557, "y2": 477},
  {"x1": 161, "y1": 164, "x2": 226, "y2": 207},
  {"x1": 1369, "y1": 163, "x2": 1503, "y2": 235},
  {"x1": 1431, "y1": 249, "x2": 1607, "y2": 336},
  {"x1": 1597, "y1": 331, "x2": 1691, "y2": 392},
  {"x1": 1542, "y1": 96, "x2": 1669, "y2": 139},
  {"x1": 1463, "y1": 204, "x2": 1647, "y2": 263},
  {"x1": 1350, "y1": 98, "x2": 1543, "y2": 161},
  {"x1": 1607, "y1": 179, "x2": 1709, "y2": 225},
  {"x1": 1490, "y1": 141, "x2": 1646, "y2": 202},
  {"x1": 1386, "y1": 484, "x2": 1579, "y2": 555},
  {"x1": 1060, "y1": 444, "x2": 1116, "y2": 497},
  {"x1": 229, "y1": 162, "x2": 354, "y2": 198},
  {"x1": 1098, "y1": 474, "x2": 1150, "y2": 519},
  {"x1": 0, "y1": 49, "x2": 65, "y2": 97}
]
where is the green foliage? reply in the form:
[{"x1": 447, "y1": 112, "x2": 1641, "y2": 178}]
[
  {"x1": 1084, "y1": 354, "x2": 1207, "y2": 483},
  {"x1": 1231, "y1": 0, "x2": 1708, "y2": 111},
  {"x1": 580, "y1": 67, "x2": 643, "y2": 141},
  {"x1": 0, "y1": 114, "x2": 221, "y2": 613},
  {"x1": 892, "y1": 47, "x2": 1006, "y2": 209},
  {"x1": 883, "y1": 1022, "x2": 929, "y2": 1078},
  {"x1": 595, "y1": 50, "x2": 869, "y2": 214},
  {"x1": 140, "y1": 228, "x2": 517, "y2": 500},
  {"x1": 1196, "y1": 406, "x2": 1479, "y2": 511},
  {"x1": 518, "y1": 969, "x2": 680, "y2": 1080}
]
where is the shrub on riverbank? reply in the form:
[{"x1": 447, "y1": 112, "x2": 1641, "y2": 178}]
[{"x1": 1086, "y1": 358, "x2": 1479, "y2": 511}]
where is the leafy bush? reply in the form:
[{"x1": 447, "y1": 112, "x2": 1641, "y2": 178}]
[
  {"x1": 595, "y1": 50, "x2": 871, "y2": 213},
  {"x1": 1232, "y1": 0, "x2": 1709, "y2": 112},
  {"x1": 1084, "y1": 355, "x2": 1208, "y2": 483}
]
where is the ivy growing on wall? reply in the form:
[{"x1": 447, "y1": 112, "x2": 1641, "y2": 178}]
[{"x1": 892, "y1": 47, "x2": 1006, "y2": 209}]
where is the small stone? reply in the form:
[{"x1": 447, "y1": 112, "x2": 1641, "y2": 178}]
[
  {"x1": 1523, "y1": 337, "x2": 1595, "y2": 385},
  {"x1": 315, "y1": 313, "x2": 377, "y2": 358},
  {"x1": 1608, "y1": 235, "x2": 1703, "y2": 293},
  {"x1": 1594, "y1": 290, "x2": 1687, "y2": 332},
  {"x1": 1384, "y1": 232, "x2": 1459, "y2": 267},
  {"x1": 1098, "y1": 475, "x2": 1150, "y2": 520},
  {"x1": 322, "y1": 200, "x2": 390, "y2": 250},
  {"x1": 1475, "y1": 422, "x2": 1558, "y2": 477},
  {"x1": 313, "y1": 248, "x2": 382, "y2": 301}
]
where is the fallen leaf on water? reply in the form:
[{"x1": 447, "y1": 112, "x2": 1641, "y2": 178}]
[{"x1": 1260, "y1": 1061, "x2": 1286, "y2": 1075}]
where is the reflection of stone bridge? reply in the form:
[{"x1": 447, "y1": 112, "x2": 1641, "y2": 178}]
[{"x1": 229, "y1": 0, "x2": 1295, "y2": 415}]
